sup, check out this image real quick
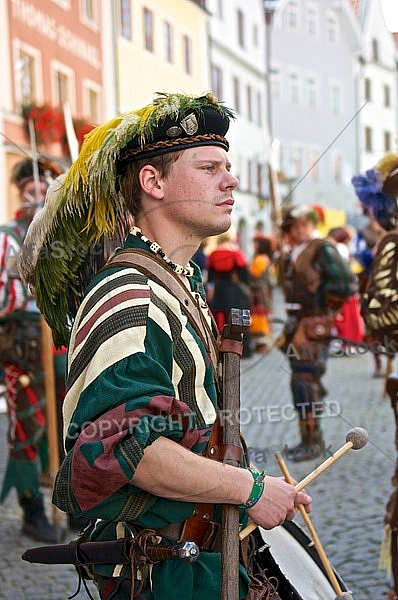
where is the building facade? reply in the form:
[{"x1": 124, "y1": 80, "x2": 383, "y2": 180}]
[
  {"x1": 353, "y1": 0, "x2": 397, "y2": 173},
  {"x1": 0, "y1": 0, "x2": 103, "y2": 220},
  {"x1": 268, "y1": 0, "x2": 362, "y2": 225},
  {"x1": 206, "y1": 0, "x2": 270, "y2": 250}
]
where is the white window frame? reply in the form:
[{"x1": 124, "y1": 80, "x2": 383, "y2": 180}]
[
  {"x1": 118, "y1": 0, "x2": 132, "y2": 40},
  {"x1": 13, "y1": 40, "x2": 43, "y2": 107},
  {"x1": 330, "y1": 81, "x2": 342, "y2": 115},
  {"x1": 285, "y1": 1, "x2": 299, "y2": 30},
  {"x1": 163, "y1": 20, "x2": 174, "y2": 63},
  {"x1": 289, "y1": 144, "x2": 302, "y2": 178},
  {"x1": 326, "y1": 12, "x2": 338, "y2": 43},
  {"x1": 287, "y1": 70, "x2": 300, "y2": 105},
  {"x1": 143, "y1": 7, "x2": 155, "y2": 53},
  {"x1": 82, "y1": 79, "x2": 101, "y2": 123},
  {"x1": 306, "y1": 3, "x2": 318, "y2": 36},
  {"x1": 80, "y1": 0, "x2": 99, "y2": 31},
  {"x1": 306, "y1": 75, "x2": 318, "y2": 110},
  {"x1": 331, "y1": 152, "x2": 342, "y2": 183},
  {"x1": 51, "y1": 0, "x2": 71, "y2": 9},
  {"x1": 51, "y1": 60, "x2": 75, "y2": 110},
  {"x1": 308, "y1": 147, "x2": 320, "y2": 180},
  {"x1": 211, "y1": 64, "x2": 223, "y2": 99},
  {"x1": 183, "y1": 34, "x2": 193, "y2": 75},
  {"x1": 270, "y1": 65, "x2": 282, "y2": 103}
]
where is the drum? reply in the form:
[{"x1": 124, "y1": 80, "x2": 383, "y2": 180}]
[{"x1": 250, "y1": 521, "x2": 350, "y2": 599}]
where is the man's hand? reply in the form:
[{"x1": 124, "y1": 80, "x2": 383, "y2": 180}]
[{"x1": 246, "y1": 475, "x2": 312, "y2": 530}]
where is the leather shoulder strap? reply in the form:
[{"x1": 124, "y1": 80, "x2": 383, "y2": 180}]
[
  {"x1": 294, "y1": 238, "x2": 326, "y2": 293},
  {"x1": 104, "y1": 248, "x2": 220, "y2": 379}
]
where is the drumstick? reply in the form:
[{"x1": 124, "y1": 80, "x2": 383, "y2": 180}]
[
  {"x1": 275, "y1": 452, "x2": 353, "y2": 600},
  {"x1": 295, "y1": 427, "x2": 368, "y2": 492},
  {"x1": 239, "y1": 427, "x2": 368, "y2": 541}
]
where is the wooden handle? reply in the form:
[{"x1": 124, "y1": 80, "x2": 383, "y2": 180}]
[
  {"x1": 276, "y1": 452, "x2": 343, "y2": 596},
  {"x1": 294, "y1": 442, "x2": 353, "y2": 492},
  {"x1": 41, "y1": 316, "x2": 62, "y2": 527},
  {"x1": 221, "y1": 309, "x2": 250, "y2": 600}
]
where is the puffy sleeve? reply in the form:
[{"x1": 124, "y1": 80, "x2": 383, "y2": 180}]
[
  {"x1": 0, "y1": 229, "x2": 28, "y2": 314},
  {"x1": 53, "y1": 266, "x2": 217, "y2": 522}
]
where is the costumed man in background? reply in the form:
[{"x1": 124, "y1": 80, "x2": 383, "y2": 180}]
[
  {"x1": 352, "y1": 152, "x2": 398, "y2": 600},
  {"x1": 20, "y1": 92, "x2": 311, "y2": 600},
  {"x1": 0, "y1": 158, "x2": 63, "y2": 543},
  {"x1": 278, "y1": 205, "x2": 357, "y2": 462}
]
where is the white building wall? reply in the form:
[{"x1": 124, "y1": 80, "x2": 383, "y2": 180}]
[
  {"x1": 207, "y1": 0, "x2": 271, "y2": 250},
  {"x1": 269, "y1": 0, "x2": 362, "y2": 219},
  {"x1": 357, "y1": 0, "x2": 397, "y2": 171}
]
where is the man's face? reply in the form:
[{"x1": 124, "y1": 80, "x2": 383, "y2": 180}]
[
  {"x1": 158, "y1": 146, "x2": 239, "y2": 239},
  {"x1": 289, "y1": 217, "x2": 315, "y2": 245},
  {"x1": 19, "y1": 180, "x2": 48, "y2": 222}
]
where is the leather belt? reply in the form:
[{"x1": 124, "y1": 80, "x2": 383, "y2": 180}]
[{"x1": 157, "y1": 508, "x2": 222, "y2": 553}]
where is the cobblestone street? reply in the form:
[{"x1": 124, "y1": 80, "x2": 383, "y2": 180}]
[{"x1": 0, "y1": 292, "x2": 396, "y2": 599}]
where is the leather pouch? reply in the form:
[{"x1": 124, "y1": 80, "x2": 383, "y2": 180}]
[{"x1": 301, "y1": 315, "x2": 333, "y2": 341}]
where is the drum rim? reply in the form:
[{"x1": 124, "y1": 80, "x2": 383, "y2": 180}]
[{"x1": 270, "y1": 520, "x2": 349, "y2": 593}]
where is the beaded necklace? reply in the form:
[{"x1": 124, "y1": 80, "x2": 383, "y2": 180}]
[{"x1": 130, "y1": 226, "x2": 194, "y2": 277}]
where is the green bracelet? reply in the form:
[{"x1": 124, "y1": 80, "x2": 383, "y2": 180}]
[{"x1": 239, "y1": 468, "x2": 267, "y2": 510}]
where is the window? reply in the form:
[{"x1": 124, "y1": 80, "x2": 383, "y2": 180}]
[
  {"x1": 143, "y1": 7, "x2": 154, "y2": 52},
  {"x1": 164, "y1": 21, "x2": 174, "y2": 63},
  {"x1": 253, "y1": 24, "x2": 259, "y2": 47},
  {"x1": 118, "y1": 0, "x2": 131, "y2": 39},
  {"x1": 211, "y1": 65, "x2": 222, "y2": 100},
  {"x1": 307, "y1": 6, "x2": 318, "y2": 36},
  {"x1": 54, "y1": 69, "x2": 70, "y2": 105},
  {"x1": 247, "y1": 85, "x2": 252, "y2": 122},
  {"x1": 233, "y1": 77, "x2": 241, "y2": 113},
  {"x1": 257, "y1": 163, "x2": 264, "y2": 195},
  {"x1": 372, "y1": 38, "x2": 379, "y2": 62},
  {"x1": 237, "y1": 9, "x2": 245, "y2": 48},
  {"x1": 81, "y1": 0, "x2": 97, "y2": 27},
  {"x1": 364, "y1": 78, "x2": 371, "y2": 102},
  {"x1": 306, "y1": 77, "x2": 317, "y2": 109},
  {"x1": 256, "y1": 91, "x2": 262, "y2": 127},
  {"x1": 384, "y1": 84, "x2": 391, "y2": 107},
  {"x1": 332, "y1": 154, "x2": 342, "y2": 183},
  {"x1": 365, "y1": 127, "x2": 373, "y2": 152},
  {"x1": 288, "y1": 72, "x2": 299, "y2": 104},
  {"x1": 183, "y1": 35, "x2": 192, "y2": 75},
  {"x1": 327, "y1": 14, "x2": 337, "y2": 43},
  {"x1": 289, "y1": 146, "x2": 302, "y2": 177},
  {"x1": 16, "y1": 49, "x2": 37, "y2": 105},
  {"x1": 309, "y1": 149, "x2": 319, "y2": 180},
  {"x1": 83, "y1": 81, "x2": 100, "y2": 123},
  {"x1": 247, "y1": 159, "x2": 253, "y2": 192},
  {"x1": 330, "y1": 83, "x2": 341, "y2": 115},
  {"x1": 286, "y1": 1, "x2": 298, "y2": 29},
  {"x1": 270, "y1": 68, "x2": 281, "y2": 102},
  {"x1": 384, "y1": 131, "x2": 391, "y2": 152}
]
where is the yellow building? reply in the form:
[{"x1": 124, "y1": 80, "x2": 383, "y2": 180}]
[{"x1": 114, "y1": 0, "x2": 209, "y2": 112}]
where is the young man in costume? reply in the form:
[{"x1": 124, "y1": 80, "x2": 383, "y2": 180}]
[
  {"x1": 278, "y1": 205, "x2": 357, "y2": 462},
  {"x1": 0, "y1": 159, "x2": 61, "y2": 543},
  {"x1": 21, "y1": 92, "x2": 311, "y2": 600}
]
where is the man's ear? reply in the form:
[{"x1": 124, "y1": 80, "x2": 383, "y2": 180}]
[{"x1": 139, "y1": 165, "x2": 163, "y2": 199}]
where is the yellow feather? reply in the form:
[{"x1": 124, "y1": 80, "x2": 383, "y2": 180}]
[{"x1": 375, "y1": 152, "x2": 398, "y2": 181}]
